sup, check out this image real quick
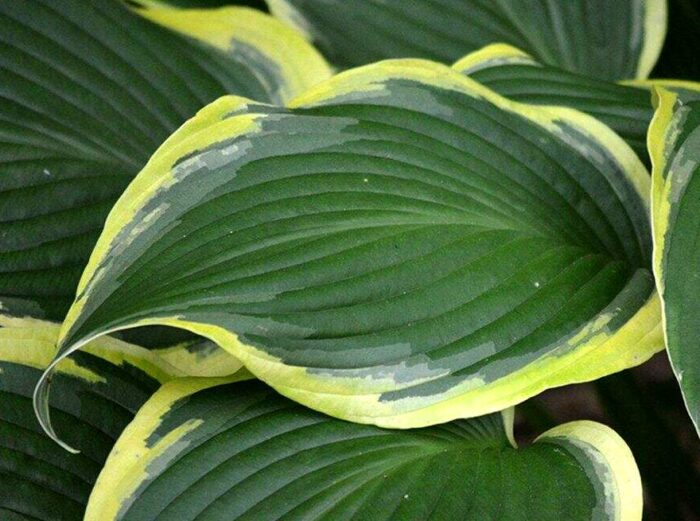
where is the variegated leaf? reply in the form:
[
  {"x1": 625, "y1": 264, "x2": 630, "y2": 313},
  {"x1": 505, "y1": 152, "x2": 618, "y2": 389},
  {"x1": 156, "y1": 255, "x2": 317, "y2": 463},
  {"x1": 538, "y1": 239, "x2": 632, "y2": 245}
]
[
  {"x1": 41, "y1": 60, "x2": 662, "y2": 448},
  {"x1": 0, "y1": 317, "x2": 180, "y2": 519},
  {"x1": 0, "y1": 0, "x2": 330, "y2": 321},
  {"x1": 453, "y1": 44, "x2": 654, "y2": 164},
  {"x1": 648, "y1": 84, "x2": 700, "y2": 437},
  {"x1": 269, "y1": 0, "x2": 667, "y2": 80},
  {"x1": 86, "y1": 378, "x2": 643, "y2": 521}
]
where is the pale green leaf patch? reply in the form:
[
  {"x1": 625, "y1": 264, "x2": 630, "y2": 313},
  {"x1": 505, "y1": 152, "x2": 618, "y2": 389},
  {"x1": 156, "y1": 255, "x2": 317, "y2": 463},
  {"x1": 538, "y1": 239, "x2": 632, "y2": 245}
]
[{"x1": 152, "y1": 337, "x2": 244, "y2": 377}]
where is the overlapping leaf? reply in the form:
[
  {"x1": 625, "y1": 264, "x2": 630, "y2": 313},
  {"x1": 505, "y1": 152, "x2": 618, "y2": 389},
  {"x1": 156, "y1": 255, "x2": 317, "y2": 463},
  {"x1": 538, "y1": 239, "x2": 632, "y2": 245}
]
[
  {"x1": 0, "y1": 0, "x2": 329, "y2": 320},
  {"x1": 85, "y1": 378, "x2": 642, "y2": 521},
  {"x1": 132, "y1": 1, "x2": 267, "y2": 9},
  {"x1": 0, "y1": 317, "x2": 179, "y2": 520},
  {"x1": 453, "y1": 44, "x2": 655, "y2": 163},
  {"x1": 38, "y1": 60, "x2": 664, "y2": 446},
  {"x1": 153, "y1": 336, "x2": 243, "y2": 377},
  {"x1": 648, "y1": 85, "x2": 700, "y2": 436},
  {"x1": 269, "y1": 0, "x2": 667, "y2": 80}
]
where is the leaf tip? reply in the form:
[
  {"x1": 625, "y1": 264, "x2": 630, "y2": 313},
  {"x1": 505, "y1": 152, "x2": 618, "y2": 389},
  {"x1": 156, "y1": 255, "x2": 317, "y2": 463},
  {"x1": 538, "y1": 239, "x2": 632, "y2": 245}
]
[{"x1": 32, "y1": 364, "x2": 81, "y2": 454}]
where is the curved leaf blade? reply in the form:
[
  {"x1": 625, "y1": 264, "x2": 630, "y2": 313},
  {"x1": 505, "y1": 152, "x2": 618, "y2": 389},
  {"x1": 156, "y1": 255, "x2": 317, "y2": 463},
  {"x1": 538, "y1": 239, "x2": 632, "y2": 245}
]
[
  {"x1": 0, "y1": 317, "x2": 179, "y2": 519},
  {"x1": 0, "y1": 0, "x2": 330, "y2": 320},
  {"x1": 453, "y1": 44, "x2": 655, "y2": 164},
  {"x1": 152, "y1": 337, "x2": 244, "y2": 377},
  {"x1": 648, "y1": 85, "x2": 700, "y2": 436},
  {"x1": 132, "y1": 3, "x2": 331, "y2": 105},
  {"x1": 44, "y1": 60, "x2": 662, "y2": 444},
  {"x1": 268, "y1": 0, "x2": 667, "y2": 80},
  {"x1": 133, "y1": 1, "x2": 268, "y2": 9},
  {"x1": 85, "y1": 378, "x2": 642, "y2": 521}
]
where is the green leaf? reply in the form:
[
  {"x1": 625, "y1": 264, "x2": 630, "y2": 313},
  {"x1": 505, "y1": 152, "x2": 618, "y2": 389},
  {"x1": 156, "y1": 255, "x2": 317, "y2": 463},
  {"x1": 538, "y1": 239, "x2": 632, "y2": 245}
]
[
  {"x1": 0, "y1": 0, "x2": 330, "y2": 320},
  {"x1": 85, "y1": 378, "x2": 643, "y2": 521},
  {"x1": 453, "y1": 44, "x2": 655, "y2": 164},
  {"x1": 595, "y1": 371, "x2": 700, "y2": 520},
  {"x1": 131, "y1": 1, "x2": 268, "y2": 9},
  {"x1": 41, "y1": 60, "x2": 663, "y2": 446},
  {"x1": 114, "y1": 325, "x2": 202, "y2": 350},
  {"x1": 268, "y1": 0, "x2": 667, "y2": 80},
  {"x1": 0, "y1": 316, "x2": 179, "y2": 520},
  {"x1": 648, "y1": 85, "x2": 700, "y2": 437},
  {"x1": 151, "y1": 337, "x2": 244, "y2": 377}
]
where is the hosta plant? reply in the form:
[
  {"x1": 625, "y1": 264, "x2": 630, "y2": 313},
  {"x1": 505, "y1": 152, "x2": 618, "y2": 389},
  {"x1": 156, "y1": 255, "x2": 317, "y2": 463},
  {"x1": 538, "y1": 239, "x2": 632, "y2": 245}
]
[{"x1": 1, "y1": 1, "x2": 699, "y2": 520}]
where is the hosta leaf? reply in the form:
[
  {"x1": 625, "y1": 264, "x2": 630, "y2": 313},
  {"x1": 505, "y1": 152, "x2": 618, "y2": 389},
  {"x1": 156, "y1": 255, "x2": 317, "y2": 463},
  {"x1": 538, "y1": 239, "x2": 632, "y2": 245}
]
[
  {"x1": 0, "y1": 0, "x2": 330, "y2": 320},
  {"x1": 153, "y1": 337, "x2": 243, "y2": 377},
  {"x1": 41, "y1": 61, "x2": 663, "y2": 446},
  {"x1": 268, "y1": 0, "x2": 667, "y2": 80},
  {"x1": 114, "y1": 325, "x2": 202, "y2": 350},
  {"x1": 648, "y1": 85, "x2": 700, "y2": 436},
  {"x1": 133, "y1": 1, "x2": 268, "y2": 9},
  {"x1": 628, "y1": 79, "x2": 700, "y2": 99},
  {"x1": 0, "y1": 317, "x2": 180, "y2": 520},
  {"x1": 85, "y1": 378, "x2": 643, "y2": 521},
  {"x1": 453, "y1": 44, "x2": 655, "y2": 164}
]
